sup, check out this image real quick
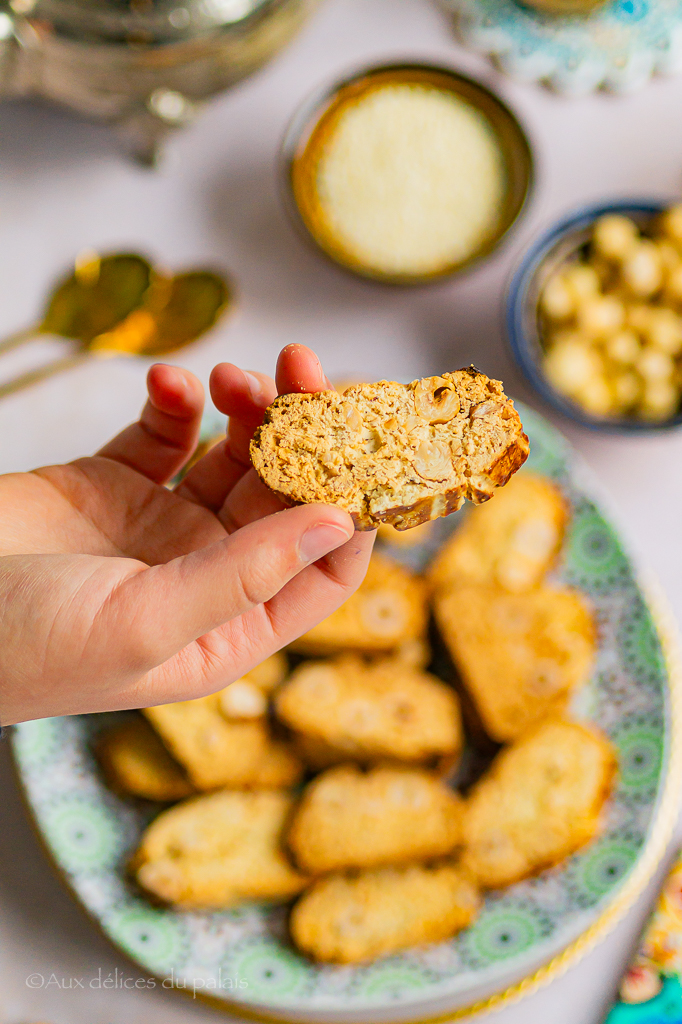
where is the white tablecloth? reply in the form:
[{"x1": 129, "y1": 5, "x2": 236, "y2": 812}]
[{"x1": 2, "y1": 0, "x2": 682, "y2": 1020}]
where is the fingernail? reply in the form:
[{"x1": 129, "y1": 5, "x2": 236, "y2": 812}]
[
  {"x1": 299, "y1": 523, "x2": 353, "y2": 564},
  {"x1": 243, "y1": 371, "x2": 263, "y2": 402}
]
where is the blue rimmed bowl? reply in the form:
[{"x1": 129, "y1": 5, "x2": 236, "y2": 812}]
[{"x1": 507, "y1": 199, "x2": 682, "y2": 433}]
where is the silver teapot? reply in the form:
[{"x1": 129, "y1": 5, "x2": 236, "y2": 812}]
[{"x1": 0, "y1": 0, "x2": 320, "y2": 163}]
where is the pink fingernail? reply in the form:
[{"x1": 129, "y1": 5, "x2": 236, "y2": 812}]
[{"x1": 299, "y1": 524, "x2": 353, "y2": 564}]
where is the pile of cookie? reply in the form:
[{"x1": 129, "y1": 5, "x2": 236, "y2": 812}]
[{"x1": 95, "y1": 471, "x2": 616, "y2": 965}]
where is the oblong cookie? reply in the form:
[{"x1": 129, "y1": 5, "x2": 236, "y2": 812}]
[
  {"x1": 287, "y1": 764, "x2": 464, "y2": 873},
  {"x1": 133, "y1": 790, "x2": 308, "y2": 910},
  {"x1": 251, "y1": 370, "x2": 529, "y2": 530},
  {"x1": 95, "y1": 717, "x2": 194, "y2": 802},
  {"x1": 276, "y1": 654, "x2": 462, "y2": 766},
  {"x1": 461, "y1": 718, "x2": 616, "y2": 889},
  {"x1": 291, "y1": 863, "x2": 480, "y2": 963},
  {"x1": 434, "y1": 583, "x2": 595, "y2": 742},
  {"x1": 144, "y1": 694, "x2": 303, "y2": 791},
  {"x1": 143, "y1": 697, "x2": 268, "y2": 790},
  {"x1": 289, "y1": 551, "x2": 427, "y2": 656},
  {"x1": 428, "y1": 472, "x2": 568, "y2": 593}
]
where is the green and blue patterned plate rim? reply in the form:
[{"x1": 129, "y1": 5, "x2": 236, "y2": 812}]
[
  {"x1": 9, "y1": 402, "x2": 682, "y2": 1024},
  {"x1": 441, "y1": 0, "x2": 682, "y2": 97}
]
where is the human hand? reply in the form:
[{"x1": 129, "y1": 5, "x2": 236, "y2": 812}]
[{"x1": 0, "y1": 345, "x2": 374, "y2": 726}]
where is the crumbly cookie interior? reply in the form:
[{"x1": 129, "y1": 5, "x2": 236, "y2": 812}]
[{"x1": 251, "y1": 369, "x2": 528, "y2": 529}]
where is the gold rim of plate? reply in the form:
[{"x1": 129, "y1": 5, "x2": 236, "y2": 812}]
[
  {"x1": 282, "y1": 62, "x2": 535, "y2": 286},
  {"x1": 9, "y1": 575, "x2": 682, "y2": 1024}
]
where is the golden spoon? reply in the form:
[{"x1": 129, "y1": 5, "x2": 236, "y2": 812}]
[
  {"x1": 0, "y1": 254, "x2": 232, "y2": 400},
  {"x1": 0, "y1": 252, "x2": 153, "y2": 356}
]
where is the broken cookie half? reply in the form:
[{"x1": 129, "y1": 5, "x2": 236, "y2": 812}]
[{"x1": 250, "y1": 368, "x2": 529, "y2": 530}]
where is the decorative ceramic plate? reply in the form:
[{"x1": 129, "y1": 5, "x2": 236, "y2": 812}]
[
  {"x1": 10, "y1": 405, "x2": 682, "y2": 1024},
  {"x1": 441, "y1": 0, "x2": 682, "y2": 96}
]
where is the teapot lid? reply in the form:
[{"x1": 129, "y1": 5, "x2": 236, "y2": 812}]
[{"x1": 3, "y1": 0, "x2": 276, "y2": 43}]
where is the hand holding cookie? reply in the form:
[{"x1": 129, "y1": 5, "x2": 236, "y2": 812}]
[{"x1": 0, "y1": 345, "x2": 374, "y2": 725}]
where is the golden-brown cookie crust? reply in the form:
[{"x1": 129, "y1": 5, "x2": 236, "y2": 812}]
[
  {"x1": 434, "y1": 584, "x2": 596, "y2": 742},
  {"x1": 133, "y1": 790, "x2": 308, "y2": 910},
  {"x1": 251, "y1": 370, "x2": 529, "y2": 531},
  {"x1": 428, "y1": 472, "x2": 568, "y2": 594},
  {"x1": 290, "y1": 863, "x2": 480, "y2": 963},
  {"x1": 95, "y1": 717, "x2": 194, "y2": 802},
  {"x1": 251, "y1": 738, "x2": 305, "y2": 789},
  {"x1": 143, "y1": 694, "x2": 303, "y2": 791},
  {"x1": 289, "y1": 551, "x2": 427, "y2": 656},
  {"x1": 287, "y1": 764, "x2": 465, "y2": 874},
  {"x1": 143, "y1": 697, "x2": 269, "y2": 790},
  {"x1": 460, "y1": 718, "x2": 616, "y2": 889},
  {"x1": 276, "y1": 654, "x2": 462, "y2": 766}
]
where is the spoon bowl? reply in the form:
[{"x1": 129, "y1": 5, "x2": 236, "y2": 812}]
[{"x1": 0, "y1": 253, "x2": 234, "y2": 400}]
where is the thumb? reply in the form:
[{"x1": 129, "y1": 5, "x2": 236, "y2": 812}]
[{"x1": 105, "y1": 505, "x2": 354, "y2": 672}]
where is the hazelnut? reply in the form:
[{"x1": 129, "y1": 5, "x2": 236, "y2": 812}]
[
  {"x1": 341, "y1": 402, "x2": 362, "y2": 432},
  {"x1": 638, "y1": 379, "x2": 680, "y2": 421},
  {"x1": 292, "y1": 664, "x2": 338, "y2": 700},
  {"x1": 627, "y1": 303, "x2": 656, "y2": 335},
  {"x1": 665, "y1": 262, "x2": 682, "y2": 303},
  {"x1": 413, "y1": 377, "x2": 460, "y2": 423},
  {"x1": 538, "y1": 202, "x2": 682, "y2": 426},
  {"x1": 363, "y1": 428, "x2": 384, "y2": 454},
  {"x1": 470, "y1": 400, "x2": 503, "y2": 419},
  {"x1": 544, "y1": 335, "x2": 603, "y2": 397},
  {"x1": 657, "y1": 239, "x2": 680, "y2": 273},
  {"x1": 574, "y1": 375, "x2": 614, "y2": 417},
  {"x1": 320, "y1": 449, "x2": 343, "y2": 475},
  {"x1": 605, "y1": 330, "x2": 640, "y2": 365},
  {"x1": 659, "y1": 204, "x2": 682, "y2": 246},
  {"x1": 219, "y1": 681, "x2": 267, "y2": 720},
  {"x1": 622, "y1": 241, "x2": 663, "y2": 297},
  {"x1": 636, "y1": 348, "x2": 675, "y2": 382},
  {"x1": 576, "y1": 295, "x2": 625, "y2": 338},
  {"x1": 613, "y1": 371, "x2": 642, "y2": 410},
  {"x1": 412, "y1": 439, "x2": 453, "y2": 481},
  {"x1": 642, "y1": 308, "x2": 682, "y2": 355},
  {"x1": 593, "y1": 214, "x2": 639, "y2": 261},
  {"x1": 541, "y1": 272, "x2": 574, "y2": 321},
  {"x1": 563, "y1": 264, "x2": 601, "y2": 301}
]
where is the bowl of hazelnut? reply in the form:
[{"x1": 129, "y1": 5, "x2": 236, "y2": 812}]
[{"x1": 507, "y1": 200, "x2": 682, "y2": 431}]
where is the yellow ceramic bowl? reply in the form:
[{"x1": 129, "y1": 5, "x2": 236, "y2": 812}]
[{"x1": 282, "y1": 62, "x2": 534, "y2": 286}]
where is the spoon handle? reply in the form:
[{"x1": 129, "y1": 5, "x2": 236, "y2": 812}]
[
  {"x1": 0, "y1": 350, "x2": 91, "y2": 400},
  {"x1": 0, "y1": 325, "x2": 40, "y2": 357}
]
